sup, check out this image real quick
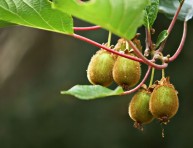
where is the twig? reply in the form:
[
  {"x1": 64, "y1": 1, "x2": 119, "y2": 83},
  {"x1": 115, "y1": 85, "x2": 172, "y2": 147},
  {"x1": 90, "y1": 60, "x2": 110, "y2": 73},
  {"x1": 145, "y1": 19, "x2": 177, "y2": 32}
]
[
  {"x1": 72, "y1": 33, "x2": 143, "y2": 63},
  {"x1": 169, "y1": 21, "x2": 187, "y2": 62},
  {"x1": 128, "y1": 40, "x2": 168, "y2": 69},
  {"x1": 73, "y1": 26, "x2": 101, "y2": 31},
  {"x1": 72, "y1": 33, "x2": 168, "y2": 69},
  {"x1": 158, "y1": 0, "x2": 185, "y2": 52}
]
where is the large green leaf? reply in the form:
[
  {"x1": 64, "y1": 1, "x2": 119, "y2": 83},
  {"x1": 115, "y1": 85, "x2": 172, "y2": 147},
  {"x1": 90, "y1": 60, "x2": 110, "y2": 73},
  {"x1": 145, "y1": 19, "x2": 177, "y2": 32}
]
[
  {"x1": 51, "y1": 0, "x2": 150, "y2": 40},
  {"x1": 61, "y1": 85, "x2": 124, "y2": 100},
  {"x1": 159, "y1": 0, "x2": 193, "y2": 21},
  {"x1": 0, "y1": 0, "x2": 73, "y2": 34},
  {"x1": 0, "y1": 20, "x2": 14, "y2": 28},
  {"x1": 144, "y1": 0, "x2": 159, "y2": 28}
]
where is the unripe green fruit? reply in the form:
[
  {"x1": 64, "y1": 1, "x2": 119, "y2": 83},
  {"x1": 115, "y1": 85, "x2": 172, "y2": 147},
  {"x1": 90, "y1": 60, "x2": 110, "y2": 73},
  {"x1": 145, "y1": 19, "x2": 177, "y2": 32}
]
[
  {"x1": 113, "y1": 54, "x2": 141, "y2": 90},
  {"x1": 129, "y1": 87, "x2": 154, "y2": 130},
  {"x1": 87, "y1": 49, "x2": 116, "y2": 87},
  {"x1": 149, "y1": 78, "x2": 179, "y2": 124}
]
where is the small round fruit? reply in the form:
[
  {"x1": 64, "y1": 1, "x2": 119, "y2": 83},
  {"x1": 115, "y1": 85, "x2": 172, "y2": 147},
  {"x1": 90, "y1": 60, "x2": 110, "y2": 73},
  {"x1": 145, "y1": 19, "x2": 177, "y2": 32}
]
[
  {"x1": 113, "y1": 54, "x2": 141, "y2": 90},
  {"x1": 129, "y1": 87, "x2": 154, "y2": 130},
  {"x1": 87, "y1": 49, "x2": 115, "y2": 87},
  {"x1": 149, "y1": 77, "x2": 179, "y2": 124}
]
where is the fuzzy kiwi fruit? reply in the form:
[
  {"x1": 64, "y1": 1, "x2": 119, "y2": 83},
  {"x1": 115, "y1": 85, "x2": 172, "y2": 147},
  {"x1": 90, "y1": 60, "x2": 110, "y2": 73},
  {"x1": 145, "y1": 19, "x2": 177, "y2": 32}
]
[
  {"x1": 87, "y1": 49, "x2": 116, "y2": 87},
  {"x1": 149, "y1": 77, "x2": 179, "y2": 124},
  {"x1": 113, "y1": 53, "x2": 141, "y2": 90},
  {"x1": 129, "y1": 86, "x2": 154, "y2": 130}
]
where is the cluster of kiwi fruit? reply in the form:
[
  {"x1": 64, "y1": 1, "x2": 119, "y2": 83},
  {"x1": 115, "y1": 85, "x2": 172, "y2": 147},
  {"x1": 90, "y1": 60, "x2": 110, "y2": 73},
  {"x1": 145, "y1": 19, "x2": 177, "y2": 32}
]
[
  {"x1": 87, "y1": 38, "x2": 141, "y2": 90},
  {"x1": 129, "y1": 77, "x2": 179, "y2": 131},
  {"x1": 87, "y1": 37, "x2": 179, "y2": 135}
]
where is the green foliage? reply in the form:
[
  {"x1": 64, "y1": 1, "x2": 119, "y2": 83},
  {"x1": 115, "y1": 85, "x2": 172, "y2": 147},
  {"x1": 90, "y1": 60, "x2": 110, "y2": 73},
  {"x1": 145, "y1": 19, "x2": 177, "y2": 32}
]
[
  {"x1": 0, "y1": 20, "x2": 13, "y2": 28},
  {"x1": 0, "y1": 0, "x2": 192, "y2": 36},
  {"x1": 0, "y1": 0, "x2": 73, "y2": 34},
  {"x1": 51, "y1": 0, "x2": 150, "y2": 40},
  {"x1": 61, "y1": 85, "x2": 124, "y2": 100},
  {"x1": 144, "y1": 0, "x2": 159, "y2": 29},
  {"x1": 156, "y1": 30, "x2": 168, "y2": 48}
]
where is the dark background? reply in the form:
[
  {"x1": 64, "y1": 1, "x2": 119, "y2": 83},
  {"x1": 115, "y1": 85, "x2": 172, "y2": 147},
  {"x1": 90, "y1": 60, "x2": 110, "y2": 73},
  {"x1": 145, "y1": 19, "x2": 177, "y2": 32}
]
[{"x1": 0, "y1": 14, "x2": 192, "y2": 148}]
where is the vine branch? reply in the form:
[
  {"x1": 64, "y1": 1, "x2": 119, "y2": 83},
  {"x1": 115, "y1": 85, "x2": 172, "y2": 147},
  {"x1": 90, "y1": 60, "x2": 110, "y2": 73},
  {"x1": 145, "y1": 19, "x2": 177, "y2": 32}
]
[
  {"x1": 169, "y1": 21, "x2": 187, "y2": 62},
  {"x1": 167, "y1": 0, "x2": 185, "y2": 34},
  {"x1": 72, "y1": 33, "x2": 168, "y2": 69},
  {"x1": 158, "y1": 0, "x2": 185, "y2": 52},
  {"x1": 128, "y1": 40, "x2": 168, "y2": 69},
  {"x1": 73, "y1": 26, "x2": 101, "y2": 31},
  {"x1": 71, "y1": 33, "x2": 143, "y2": 63}
]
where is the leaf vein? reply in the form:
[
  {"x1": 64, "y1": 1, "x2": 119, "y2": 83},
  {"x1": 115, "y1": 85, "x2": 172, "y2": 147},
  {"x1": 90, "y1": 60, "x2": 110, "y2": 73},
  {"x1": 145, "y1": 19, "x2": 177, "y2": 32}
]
[
  {"x1": 0, "y1": 1, "x2": 33, "y2": 26},
  {"x1": 22, "y1": 0, "x2": 57, "y2": 31},
  {"x1": 10, "y1": 0, "x2": 18, "y2": 13},
  {"x1": 2, "y1": 0, "x2": 10, "y2": 10},
  {"x1": 60, "y1": 16, "x2": 66, "y2": 31}
]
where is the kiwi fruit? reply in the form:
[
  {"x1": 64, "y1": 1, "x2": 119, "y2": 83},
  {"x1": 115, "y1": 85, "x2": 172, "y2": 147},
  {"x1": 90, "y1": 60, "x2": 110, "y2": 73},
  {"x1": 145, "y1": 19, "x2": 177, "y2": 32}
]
[
  {"x1": 87, "y1": 49, "x2": 116, "y2": 87},
  {"x1": 129, "y1": 86, "x2": 154, "y2": 130},
  {"x1": 112, "y1": 53, "x2": 141, "y2": 90},
  {"x1": 149, "y1": 77, "x2": 179, "y2": 124}
]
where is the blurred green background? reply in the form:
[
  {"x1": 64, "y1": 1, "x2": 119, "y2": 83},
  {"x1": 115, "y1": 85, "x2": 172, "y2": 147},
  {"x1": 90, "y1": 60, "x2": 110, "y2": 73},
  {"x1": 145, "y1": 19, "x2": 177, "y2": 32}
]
[{"x1": 0, "y1": 14, "x2": 193, "y2": 148}]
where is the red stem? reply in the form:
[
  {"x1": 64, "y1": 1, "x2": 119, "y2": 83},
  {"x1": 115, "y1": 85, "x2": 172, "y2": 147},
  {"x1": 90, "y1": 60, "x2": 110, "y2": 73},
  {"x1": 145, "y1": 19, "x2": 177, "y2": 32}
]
[
  {"x1": 167, "y1": 0, "x2": 184, "y2": 34},
  {"x1": 72, "y1": 33, "x2": 168, "y2": 69},
  {"x1": 169, "y1": 21, "x2": 187, "y2": 62},
  {"x1": 146, "y1": 28, "x2": 152, "y2": 49},
  {"x1": 122, "y1": 66, "x2": 151, "y2": 95},
  {"x1": 73, "y1": 26, "x2": 101, "y2": 31},
  {"x1": 158, "y1": 0, "x2": 185, "y2": 52},
  {"x1": 128, "y1": 40, "x2": 168, "y2": 69},
  {"x1": 72, "y1": 33, "x2": 143, "y2": 63}
]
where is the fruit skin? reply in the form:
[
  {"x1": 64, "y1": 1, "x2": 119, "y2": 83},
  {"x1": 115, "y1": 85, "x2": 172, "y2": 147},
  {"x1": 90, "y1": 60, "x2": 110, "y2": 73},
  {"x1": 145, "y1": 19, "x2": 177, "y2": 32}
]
[
  {"x1": 149, "y1": 78, "x2": 179, "y2": 123},
  {"x1": 87, "y1": 49, "x2": 116, "y2": 87},
  {"x1": 129, "y1": 87, "x2": 154, "y2": 129},
  {"x1": 113, "y1": 54, "x2": 141, "y2": 90}
]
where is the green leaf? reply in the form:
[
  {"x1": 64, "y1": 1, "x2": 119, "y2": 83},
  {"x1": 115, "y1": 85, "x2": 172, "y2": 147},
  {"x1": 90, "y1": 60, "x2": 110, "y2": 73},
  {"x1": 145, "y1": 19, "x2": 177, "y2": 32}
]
[
  {"x1": 159, "y1": 0, "x2": 193, "y2": 21},
  {"x1": 61, "y1": 85, "x2": 124, "y2": 100},
  {"x1": 0, "y1": 0, "x2": 73, "y2": 34},
  {"x1": 0, "y1": 20, "x2": 14, "y2": 28},
  {"x1": 144, "y1": 0, "x2": 159, "y2": 28},
  {"x1": 156, "y1": 30, "x2": 168, "y2": 48},
  {"x1": 51, "y1": 0, "x2": 150, "y2": 40}
]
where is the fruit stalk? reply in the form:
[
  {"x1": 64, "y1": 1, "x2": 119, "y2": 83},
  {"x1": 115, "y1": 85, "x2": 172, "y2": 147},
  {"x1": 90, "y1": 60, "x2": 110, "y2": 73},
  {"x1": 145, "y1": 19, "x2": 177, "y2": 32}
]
[
  {"x1": 149, "y1": 68, "x2": 155, "y2": 87},
  {"x1": 107, "y1": 31, "x2": 112, "y2": 47}
]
